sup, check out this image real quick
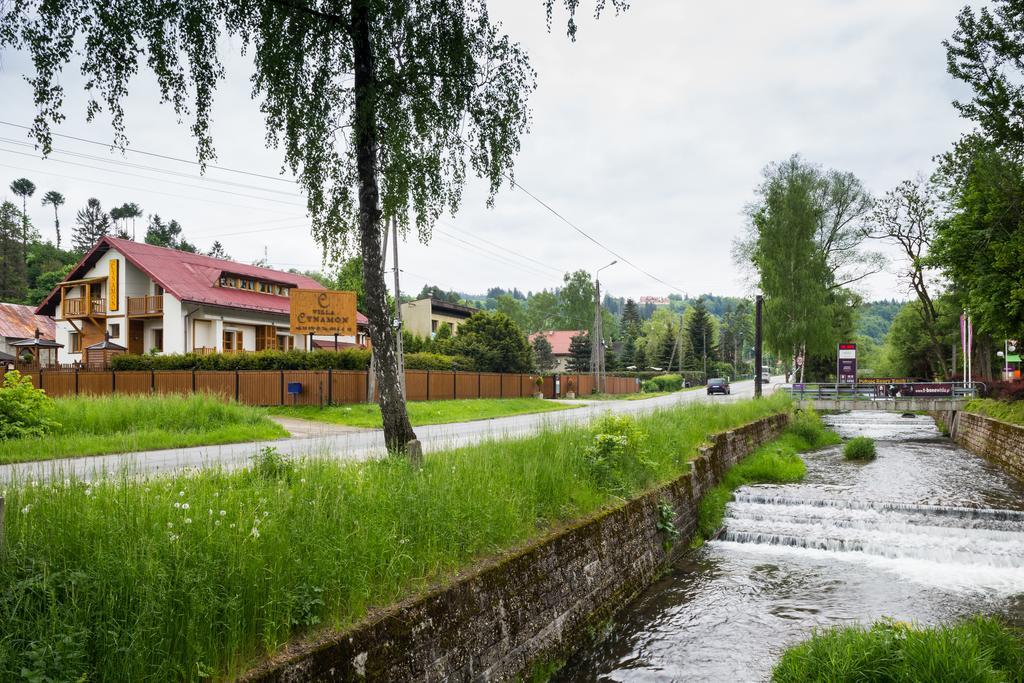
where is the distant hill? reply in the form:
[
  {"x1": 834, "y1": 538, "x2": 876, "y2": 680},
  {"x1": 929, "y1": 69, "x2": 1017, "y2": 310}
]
[{"x1": 857, "y1": 300, "x2": 904, "y2": 343}]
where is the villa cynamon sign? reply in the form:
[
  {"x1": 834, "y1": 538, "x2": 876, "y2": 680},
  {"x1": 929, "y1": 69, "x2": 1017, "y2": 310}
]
[{"x1": 289, "y1": 289, "x2": 357, "y2": 335}]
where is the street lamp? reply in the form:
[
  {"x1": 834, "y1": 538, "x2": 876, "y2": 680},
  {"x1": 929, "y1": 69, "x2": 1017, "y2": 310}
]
[{"x1": 593, "y1": 260, "x2": 617, "y2": 393}]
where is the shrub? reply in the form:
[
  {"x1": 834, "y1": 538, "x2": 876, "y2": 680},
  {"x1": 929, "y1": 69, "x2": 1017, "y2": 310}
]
[
  {"x1": 643, "y1": 374, "x2": 684, "y2": 392},
  {"x1": 581, "y1": 414, "x2": 654, "y2": 496},
  {"x1": 251, "y1": 446, "x2": 295, "y2": 481},
  {"x1": 0, "y1": 370, "x2": 60, "y2": 439},
  {"x1": 403, "y1": 352, "x2": 476, "y2": 371},
  {"x1": 843, "y1": 436, "x2": 876, "y2": 460},
  {"x1": 110, "y1": 349, "x2": 371, "y2": 371},
  {"x1": 772, "y1": 617, "x2": 1024, "y2": 682}
]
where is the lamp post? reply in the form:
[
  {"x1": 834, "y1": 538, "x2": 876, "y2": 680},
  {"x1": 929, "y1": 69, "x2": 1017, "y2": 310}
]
[{"x1": 593, "y1": 260, "x2": 617, "y2": 393}]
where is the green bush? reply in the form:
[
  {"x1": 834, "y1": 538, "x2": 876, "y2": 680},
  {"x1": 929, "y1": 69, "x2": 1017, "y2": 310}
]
[
  {"x1": 788, "y1": 408, "x2": 841, "y2": 448},
  {"x1": 110, "y1": 349, "x2": 371, "y2": 371},
  {"x1": 582, "y1": 414, "x2": 655, "y2": 496},
  {"x1": 403, "y1": 352, "x2": 476, "y2": 371},
  {"x1": 772, "y1": 617, "x2": 1024, "y2": 682},
  {"x1": 643, "y1": 374, "x2": 684, "y2": 393},
  {"x1": 0, "y1": 370, "x2": 60, "y2": 439},
  {"x1": 843, "y1": 436, "x2": 877, "y2": 460}
]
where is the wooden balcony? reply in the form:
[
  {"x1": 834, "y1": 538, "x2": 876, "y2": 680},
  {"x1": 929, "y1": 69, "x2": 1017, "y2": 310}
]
[
  {"x1": 128, "y1": 295, "x2": 164, "y2": 317},
  {"x1": 63, "y1": 297, "x2": 107, "y2": 318}
]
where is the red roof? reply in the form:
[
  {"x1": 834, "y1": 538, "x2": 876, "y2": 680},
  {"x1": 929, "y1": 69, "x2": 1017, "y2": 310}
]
[
  {"x1": 529, "y1": 330, "x2": 586, "y2": 356},
  {"x1": 0, "y1": 303, "x2": 55, "y2": 340},
  {"x1": 38, "y1": 237, "x2": 367, "y2": 323}
]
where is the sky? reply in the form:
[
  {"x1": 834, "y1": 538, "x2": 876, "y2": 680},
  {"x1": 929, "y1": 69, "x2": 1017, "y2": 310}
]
[{"x1": 0, "y1": 0, "x2": 977, "y2": 304}]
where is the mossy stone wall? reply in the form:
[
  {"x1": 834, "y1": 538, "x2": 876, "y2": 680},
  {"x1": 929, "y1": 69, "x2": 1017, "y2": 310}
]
[{"x1": 242, "y1": 413, "x2": 789, "y2": 683}]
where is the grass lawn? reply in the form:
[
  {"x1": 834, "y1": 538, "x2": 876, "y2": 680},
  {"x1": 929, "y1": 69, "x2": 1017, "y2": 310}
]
[
  {"x1": 0, "y1": 394, "x2": 792, "y2": 681},
  {"x1": 269, "y1": 397, "x2": 573, "y2": 428},
  {"x1": 575, "y1": 386, "x2": 705, "y2": 401},
  {"x1": 965, "y1": 398, "x2": 1024, "y2": 426},
  {"x1": 0, "y1": 394, "x2": 288, "y2": 465}
]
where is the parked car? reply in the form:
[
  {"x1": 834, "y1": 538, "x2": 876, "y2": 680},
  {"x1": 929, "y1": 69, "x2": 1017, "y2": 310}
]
[
  {"x1": 707, "y1": 377, "x2": 730, "y2": 395},
  {"x1": 761, "y1": 370, "x2": 771, "y2": 385}
]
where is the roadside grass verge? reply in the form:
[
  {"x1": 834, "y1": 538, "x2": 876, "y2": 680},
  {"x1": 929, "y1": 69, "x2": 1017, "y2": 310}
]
[
  {"x1": 965, "y1": 398, "x2": 1024, "y2": 427},
  {"x1": 772, "y1": 617, "x2": 1024, "y2": 682},
  {"x1": 0, "y1": 394, "x2": 287, "y2": 465},
  {"x1": 695, "y1": 409, "x2": 839, "y2": 542},
  {"x1": 576, "y1": 386, "x2": 704, "y2": 401},
  {"x1": 269, "y1": 397, "x2": 572, "y2": 428},
  {"x1": 0, "y1": 394, "x2": 790, "y2": 681}
]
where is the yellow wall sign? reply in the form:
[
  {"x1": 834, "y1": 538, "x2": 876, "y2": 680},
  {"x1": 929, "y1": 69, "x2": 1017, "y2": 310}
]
[
  {"x1": 289, "y1": 289, "x2": 358, "y2": 335},
  {"x1": 108, "y1": 259, "x2": 119, "y2": 311}
]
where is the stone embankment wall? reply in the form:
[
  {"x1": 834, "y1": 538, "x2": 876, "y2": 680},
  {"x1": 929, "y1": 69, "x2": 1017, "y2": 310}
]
[
  {"x1": 243, "y1": 413, "x2": 789, "y2": 683},
  {"x1": 946, "y1": 411, "x2": 1024, "y2": 482}
]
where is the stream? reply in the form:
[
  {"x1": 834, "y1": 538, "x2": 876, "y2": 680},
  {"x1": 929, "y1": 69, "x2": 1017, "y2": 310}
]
[{"x1": 558, "y1": 411, "x2": 1024, "y2": 682}]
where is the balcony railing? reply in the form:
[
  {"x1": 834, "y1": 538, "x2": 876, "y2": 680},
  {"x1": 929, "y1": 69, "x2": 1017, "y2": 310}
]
[
  {"x1": 127, "y1": 295, "x2": 164, "y2": 316},
  {"x1": 63, "y1": 297, "x2": 107, "y2": 317}
]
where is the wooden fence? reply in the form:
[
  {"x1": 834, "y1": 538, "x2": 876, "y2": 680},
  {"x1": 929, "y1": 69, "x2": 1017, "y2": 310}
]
[{"x1": 13, "y1": 368, "x2": 638, "y2": 406}]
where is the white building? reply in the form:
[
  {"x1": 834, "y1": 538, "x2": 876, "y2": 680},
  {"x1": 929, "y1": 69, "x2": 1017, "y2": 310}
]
[{"x1": 37, "y1": 236, "x2": 367, "y2": 364}]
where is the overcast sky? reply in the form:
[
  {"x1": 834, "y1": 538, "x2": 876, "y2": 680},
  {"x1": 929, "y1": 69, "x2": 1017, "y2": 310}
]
[{"x1": 0, "y1": 0, "x2": 975, "y2": 303}]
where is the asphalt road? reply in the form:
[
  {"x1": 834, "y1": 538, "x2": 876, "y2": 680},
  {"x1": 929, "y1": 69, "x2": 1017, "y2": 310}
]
[{"x1": 1, "y1": 378, "x2": 769, "y2": 482}]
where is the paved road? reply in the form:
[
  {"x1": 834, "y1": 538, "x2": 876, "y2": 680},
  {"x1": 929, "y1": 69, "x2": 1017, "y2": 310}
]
[{"x1": 1, "y1": 378, "x2": 770, "y2": 482}]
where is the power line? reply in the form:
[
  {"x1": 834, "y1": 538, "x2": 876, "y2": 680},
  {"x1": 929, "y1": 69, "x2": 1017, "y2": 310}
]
[
  {"x1": 0, "y1": 137, "x2": 301, "y2": 197},
  {"x1": 507, "y1": 177, "x2": 688, "y2": 294},
  {"x1": 0, "y1": 162, "x2": 298, "y2": 215},
  {"x1": 0, "y1": 120, "x2": 297, "y2": 184},
  {"x1": 438, "y1": 219, "x2": 564, "y2": 275},
  {"x1": 0, "y1": 147, "x2": 306, "y2": 207}
]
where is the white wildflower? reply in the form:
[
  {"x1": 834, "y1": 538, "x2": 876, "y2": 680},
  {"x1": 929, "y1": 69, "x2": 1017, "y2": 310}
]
[
  {"x1": 230, "y1": 523, "x2": 236, "y2": 529},
  {"x1": 219, "y1": 510, "x2": 226, "y2": 517},
  {"x1": 214, "y1": 520, "x2": 221, "y2": 527},
  {"x1": 181, "y1": 503, "x2": 190, "y2": 511},
  {"x1": 21, "y1": 505, "x2": 30, "y2": 515},
  {"x1": 250, "y1": 526, "x2": 260, "y2": 539},
  {"x1": 184, "y1": 518, "x2": 192, "y2": 525},
  {"x1": 262, "y1": 511, "x2": 269, "y2": 518},
  {"x1": 178, "y1": 490, "x2": 185, "y2": 497},
  {"x1": 208, "y1": 509, "x2": 213, "y2": 516},
  {"x1": 167, "y1": 521, "x2": 174, "y2": 529},
  {"x1": 84, "y1": 488, "x2": 92, "y2": 497},
  {"x1": 174, "y1": 502, "x2": 181, "y2": 509}
]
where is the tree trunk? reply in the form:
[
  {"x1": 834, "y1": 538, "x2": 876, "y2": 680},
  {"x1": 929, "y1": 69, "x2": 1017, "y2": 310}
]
[{"x1": 350, "y1": 0, "x2": 416, "y2": 453}]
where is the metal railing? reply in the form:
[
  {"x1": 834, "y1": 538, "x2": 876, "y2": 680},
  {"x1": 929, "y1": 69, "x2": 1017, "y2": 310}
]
[{"x1": 784, "y1": 382, "x2": 981, "y2": 400}]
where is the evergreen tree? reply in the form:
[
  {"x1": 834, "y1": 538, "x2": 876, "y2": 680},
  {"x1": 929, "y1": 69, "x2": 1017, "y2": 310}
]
[
  {"x1": 207, "y1": 241, "x2": 230, "y2": 260},
  {"x1": 567, "y1": 332, "x2": 591, "y2": 372},
  {"x1": 448, "y1": 311, "x2": 533, "y2": 373},
  {"x1": 145, "y1": 215, "x2": 184, "y2": 248},
  {"x1": 634, "y1": 344, "x2": 648, "y2": 372},
  {"x1": 0, "y1": 201, "x2": 28, "y2": 301},
  {"x1": 9, "y1": 178, "x2": 35, "y2": 266},
  {"x1": 686, "y1": 298, "x2": 715, "y2": 373},
  {"x1": 620, "y1": 334, "x2": 636, "y2": 368},
  {"x1": 73, "y1": 198, "x2": 111, "y2": 252},
  {"x1": 532, "y1": 334, "x2": 557, "y2": 372},
  {"x1": 621, "y1": 298, "x2": 642, "y2": 339},
  {"x1": 655, "y1": 325, "x2": 677, "y2": 369},
  {"x1": 41, "y1": 190, "x2": 65, "y2": 249}
]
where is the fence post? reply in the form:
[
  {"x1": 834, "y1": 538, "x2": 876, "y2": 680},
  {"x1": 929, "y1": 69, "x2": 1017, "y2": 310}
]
[
  {"x1": 111, "y1": 369, "x2": 116, "y2": 394},
  {"x1": 235, "y1": 371, "x2": 240, "y2": 403},
  {"x1": 74, "y1": 368, "x2": 79, "y2": 397},
  {"x1": 478, "y1": 372, "x2": 482, "y2": 399},
  {"x1": 453, "y1": 370, "x2": 456, "y2": 400},
  {"x1": 280, "y1": 369, "x2": 285, "y2": 406},
  {"x1": 500, "y1": 373, "x2": 504, "y2": 397},
  {"x1": 191, "y1": 368, "x2": 196, "y2": 392},
  {"x1": 328, "y1": 367, "x2": 334, "y2": 406},
  {"x1": 426, "y1": 370, "x2": 431, "y2": 401},
  {"x1": 152, "y1": 369, "x2": 157, "y2": 394}
]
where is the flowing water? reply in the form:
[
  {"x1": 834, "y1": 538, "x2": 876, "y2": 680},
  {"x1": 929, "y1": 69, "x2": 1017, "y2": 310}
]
[{"x1": 558, "y1": 412, "x2": 1024, "y2": 682}]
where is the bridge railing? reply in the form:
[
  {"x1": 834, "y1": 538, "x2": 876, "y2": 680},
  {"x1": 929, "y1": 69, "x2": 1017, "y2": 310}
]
[{"x1": 783, "y1": 382, "x2": 981, "y2": 401}]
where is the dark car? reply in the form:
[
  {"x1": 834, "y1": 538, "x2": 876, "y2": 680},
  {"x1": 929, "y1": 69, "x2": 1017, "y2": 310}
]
[{"x1": 707, "y1": 377, "x2": 730, "y2": 395}]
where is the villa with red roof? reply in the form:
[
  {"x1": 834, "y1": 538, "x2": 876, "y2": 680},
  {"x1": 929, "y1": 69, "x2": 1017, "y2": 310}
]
[
  {"x1": 37, "y1": 236, "x2": 368, "y2": 364},
  {"x1": 528, "y1": 330, "x2": 587, "y2": 373}
]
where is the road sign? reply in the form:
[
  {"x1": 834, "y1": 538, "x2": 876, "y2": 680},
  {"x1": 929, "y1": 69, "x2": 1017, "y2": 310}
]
[
  {"x1": 837, "y1": 342, "x2": 857, "y2": 384},
  {"x1": 290, "y1": 289, "x2": 357, "y2": 335}
]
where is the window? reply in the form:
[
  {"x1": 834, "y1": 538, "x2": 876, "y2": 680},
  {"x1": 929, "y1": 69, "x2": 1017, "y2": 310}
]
[
  {"x1": 432, "y1": 319, "x2": 439, "y2": 333},
  {"x1": 277, "y1": 334, "x2": 293, "y2": 351},
  {"x1": 223, "y1": 330, "x2": 241, "y2": 352},
  {"x1": 153, "y1": 328, "x2": 164, "y2": 352},
  {"x1": 109, "y1": 323, "x2": 120, "y2": 338},
  {"x1": 69, "y1": 331, "x2": 81, "y2": 354},
  {"x1": 154, "y1": 284, "x2": 165, "y2": 296}
]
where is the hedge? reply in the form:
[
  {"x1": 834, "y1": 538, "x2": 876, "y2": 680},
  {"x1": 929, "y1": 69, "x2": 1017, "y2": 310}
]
[
  {"x1": 109, "y1": 349, "x2": 371, "y2": 371},
  {"x1": 642, "y1": 374, "x2": 684, "y2": 392},
  {"x1": 403, "y1": 352, "x2": 477, "y2": 371}
]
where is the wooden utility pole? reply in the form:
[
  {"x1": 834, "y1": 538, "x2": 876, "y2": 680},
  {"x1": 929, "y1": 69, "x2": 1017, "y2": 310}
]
[
  {"x1": 592, "y1": 278, "x2": 601, "y2": 392},
  {"x1": 754, "y1": 294, "x2": 763, "y2": 398}
]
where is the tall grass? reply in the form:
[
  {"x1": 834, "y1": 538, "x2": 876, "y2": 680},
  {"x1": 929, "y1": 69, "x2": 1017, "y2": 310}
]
[
  {"x1": 695, "y1": 409, "x2": 839, "y2": 541},
  {"x1": 772, "y1": 617, "x2": 1024, "y2": 682},
  {"x1": 0, "y1": 394, "x2": 790, "y2": 681},
  {"x1": 0, "y1": 394, "x2": 288, "y2": 464},
  {"x1": 966, "y1": 398, "x2": 1024, "y2": 427},
  {"x1": 270, "y1": 397, "x2": 571, "y2": 428}
]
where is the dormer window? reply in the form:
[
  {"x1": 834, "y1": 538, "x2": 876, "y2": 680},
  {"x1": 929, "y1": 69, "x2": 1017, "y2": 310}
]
[{"x1": 218, "y1": 273, "x2": 290, "y2": 296}]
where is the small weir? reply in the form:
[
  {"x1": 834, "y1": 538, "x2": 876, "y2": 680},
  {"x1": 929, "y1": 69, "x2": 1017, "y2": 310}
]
[{"x1": 559, "y1": 412, "x2": 1024, "y2": 681}]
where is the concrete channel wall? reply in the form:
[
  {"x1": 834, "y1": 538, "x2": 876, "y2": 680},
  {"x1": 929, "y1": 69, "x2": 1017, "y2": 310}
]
[
  {"x1": 242, "y1": 413, "x2": 790, "y2": 683},
  {"x1": 944, "y1": 411, "x2": 1024, "y2": 482}
]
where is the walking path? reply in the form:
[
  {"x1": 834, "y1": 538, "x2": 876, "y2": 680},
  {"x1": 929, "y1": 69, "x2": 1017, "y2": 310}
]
[{"x1": 1, "y1": 379, "x2": 765, "y2": 482}]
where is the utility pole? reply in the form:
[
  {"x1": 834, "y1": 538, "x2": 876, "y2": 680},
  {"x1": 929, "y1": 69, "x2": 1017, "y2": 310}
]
[
  {"x1": 593, "y1": 261, "x2": 617, "y2": 393},
  {"x1": 392, "y1": 216, "x2": 406, "y2": 399},
  {"x1": 754, "y1": 294, "x2": 763, "y2": 398}
]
